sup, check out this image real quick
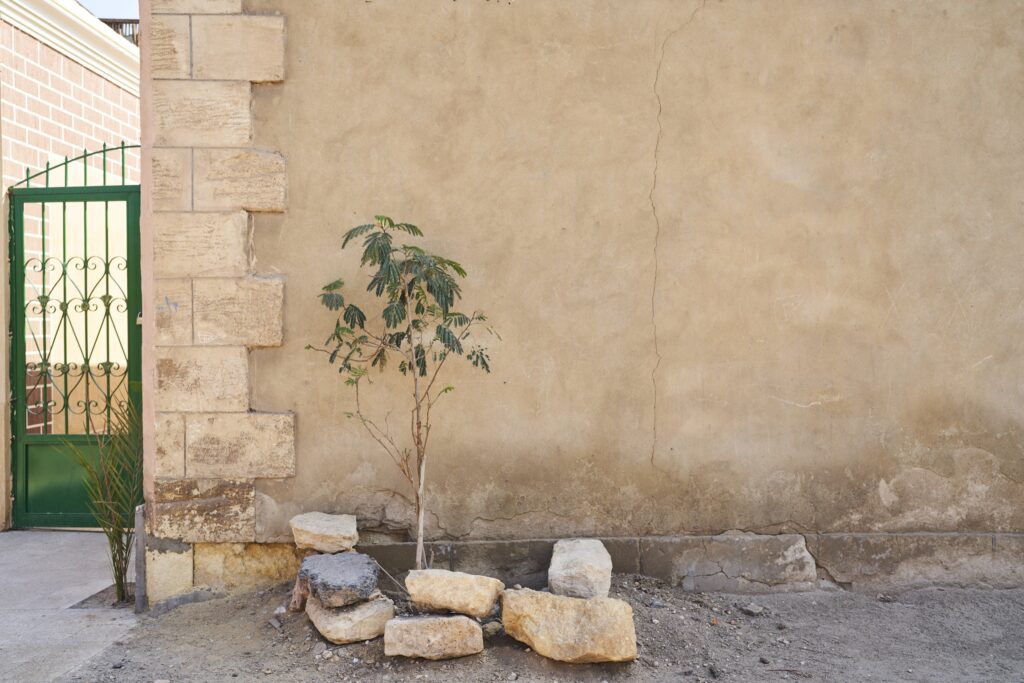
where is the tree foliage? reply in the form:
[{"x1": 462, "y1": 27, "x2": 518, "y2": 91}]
[{"x1": 310, "y1": 216, "x2": 496, "y2": 568}]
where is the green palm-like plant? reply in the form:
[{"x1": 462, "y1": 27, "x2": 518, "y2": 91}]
[
  {"x1": 67, "y1": 398, "x2": 143, "y2": 603},
  {"x1": 310, "y1": 215, "x2": 496, "y2": 569}
]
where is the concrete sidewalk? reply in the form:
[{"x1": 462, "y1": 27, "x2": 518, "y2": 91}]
[{"x1": 0, "y1": 530, "x2": 136, "y2": 683}]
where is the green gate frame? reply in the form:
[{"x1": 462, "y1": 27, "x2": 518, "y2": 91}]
[{"x1": 8, "y1": 145, "x2": 141, "y2": 528}]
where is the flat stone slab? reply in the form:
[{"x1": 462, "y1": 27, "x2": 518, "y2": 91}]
[
  {"x1": 299, "y1": 552, "x2": 378, "y2": 608},
  {"x1": 406, "y1": 569, "x2": 504, "y2": 618},
  {"x1": 384, "y1": 616, "x2": 483, "y2": 660},
  {"x1": 501, "y1": 588, "x2": 636, "y2": 663},
  {"x1": 306, "y1": 593, "x2": 394, "y2": 644},
  {"x1": 640, "y1": 531, "x2": 818, "y2": 593},
  {"x1": 290, "y1": 512, "x2": 358, "y2": 553},
  {"x1": 548, "y1": 538, "x2": 612, "y2": 598}
]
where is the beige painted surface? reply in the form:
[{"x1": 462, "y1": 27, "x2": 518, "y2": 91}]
[{"x1": 246, "y1": 0, "x2": 1024, "y2": 542}]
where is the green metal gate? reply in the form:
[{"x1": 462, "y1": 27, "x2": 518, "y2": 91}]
[{"x1": 8, "y1": 145, "x2": 141, "y2": 528}]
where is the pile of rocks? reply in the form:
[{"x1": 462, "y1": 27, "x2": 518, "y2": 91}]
[
  {"x1": 287, "y1": 512, "x2": 396, "y2": 644},
  {"x1": 287, "y1": 513, "x2": 635, "y2": 665},
  {"x1": 384, "y1": 568, "x2": 503, "y2": 659},
  {"x1": 502, "y1": 538, "x2": 637, "y2": 663}
]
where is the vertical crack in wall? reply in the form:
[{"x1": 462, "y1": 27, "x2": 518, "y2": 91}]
[{"x1": 649, "y1": 0, "x2": 706, "y2": 469}]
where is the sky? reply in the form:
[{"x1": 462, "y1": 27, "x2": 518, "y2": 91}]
[{"x1": 77, "y1": 0, "x2": 139, "y2": 20}]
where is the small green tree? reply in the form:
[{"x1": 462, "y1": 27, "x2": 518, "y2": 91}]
[
  {"x1": 310, "y1": 216, "x2": 496, "y2": 569},
  {"x1": 67, "y1": 397, "x2": 143, "y2": 604}
]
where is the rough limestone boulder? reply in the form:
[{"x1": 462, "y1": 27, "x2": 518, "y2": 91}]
[
  {"x1": 305, "y1": 593, "x2": 394, "y2": 644},
  {"x1": 405, "y1": 569, "x2": 505, "y2": 618},
  {"x1": 548, "y1": 538, "x2": 612, "y2": 598},
  {"x1": 290, "y1": 512, "x2": 359, "y2": 553},
  {"x1": 299, "y1": 552, "x2": 378, "y2": 608},
  {"x1": 384, "y1": 616, "x2": 484, "y2": 660},
  {"x1": 501, "y1": 588, "x2": 636, "y2": 663}
]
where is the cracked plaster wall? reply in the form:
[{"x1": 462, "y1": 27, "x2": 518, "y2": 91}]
[{"x1": 244, "y1": 0, "x2": 1024, "y2": 544}]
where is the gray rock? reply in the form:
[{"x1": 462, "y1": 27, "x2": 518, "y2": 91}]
[
  {"x1": 548, "y1": 539, "x2": 612, "y2": 599},
  {"x1": 299, "y1": 552, "x2": 379, "y2": 608},
  {"x1": 739, "y1": 602, "x2": 765, "y2": 616}
]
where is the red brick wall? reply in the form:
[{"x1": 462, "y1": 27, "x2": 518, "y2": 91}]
[{"x1": 0, "y1": 20, "x2": 140, "y2": 189}]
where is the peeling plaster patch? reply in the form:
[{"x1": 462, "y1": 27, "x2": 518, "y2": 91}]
[{"x1": 877, "y1": 479, "x2": 897, "y2": 507}]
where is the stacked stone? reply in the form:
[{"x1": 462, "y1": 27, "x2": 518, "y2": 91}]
[
  {"x1": 288, "y1": 513, "x2": 395, "y2": 644},
  {"x1": 285, "y1": 522, "x2": 636, "y2": 664},
  {"x1": 384, "y1": 569, "x2": 504, "y2": 660},
  {"x1": 501, "y1": 539, "x2": 638, "y2": 663}
]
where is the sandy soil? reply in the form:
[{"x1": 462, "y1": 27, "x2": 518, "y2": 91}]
[{"x1": 59, "y1": 575, "x2": 1024, "y2": 682}]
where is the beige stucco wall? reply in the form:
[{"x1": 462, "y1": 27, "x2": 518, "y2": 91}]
[{"x1": 244, "y1": 0, "x2": 1024, "y2": 544}]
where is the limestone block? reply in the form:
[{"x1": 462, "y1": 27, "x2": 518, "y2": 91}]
[
  {"x1": 815, "y1": 533, "x2": 1018, "y2": 591},
  {"x1": 193, "y1": 149, "x2": 286, "y2": 212},
  {"x1": 191, "y1": 15, "x2": 285, "y2": 82},
  {"x1": 299, "y1": 552, "x2": 378, "y2": 608},
  {"x1": 155, "y1": 278, "x2": 192, "y2": 346},
  {"x1": 185, "y1": 412, "x2": 295, "y2": 478},
  {"x1": 193, "y1": 542, "x2": 303, "y2": 591},
  {"x1": 405, "y1": 569, "x2": 504, "y2": 618},
  {"x1": 192, "y1": 277, "x2": 284, "y2": 347},
  {"x1": 152, "y1": 479, "x2": 256, "y2": 543},
  {"x1": 290, "y1": 512, "x2": 358, "y2": 553},
  {"x1": 153, "y1": 212, "x2": 249, "y2": 278},
  {"x1": 306, "y1": 593, "x2": 394, "y2": 644},
  {"x1": 640, "y1": 531, "x2": 817, "y2": 593},
  {"x1": 151, "y1": 14, "x2": 189, "y2": 79},
  {"x1": 151, "y1": 147, "x2": 191, "y2": 212},
  {"x1": 146, "y1": 546, "x2": 194, "y2": 605},
  {"x1": 153, "y1": 80, "x2": 251, "y2": 147},
  {"x1": 548, "y1": 538, "x2": 612, "y2": 598},
  {"x1": 155, "y1": 346, "x2": 249, "y2": 413},
  {"x1": 500, "y1": 589, "x2": 636, "y2": 663},
  {"x1": 154, "y1": 412, "x2": 185, "y2": 479},
  {"x1": 152, "y1": 0, "x2": 241, "y2": 12},
  {"x1": 383, "y1": 616, "x2": 483, "y2": 660}
]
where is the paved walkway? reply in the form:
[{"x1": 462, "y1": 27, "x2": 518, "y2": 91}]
[{"x1": 0, "y1": 530, "x2": 136, "y2": 683}]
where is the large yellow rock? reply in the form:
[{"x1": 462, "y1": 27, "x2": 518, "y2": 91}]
[
  {"x1": 289, "y1": 512, "x2": 358, "y2": 553},
  {"x1": 384, "y1": 616, "x2": 483, "y2": 660},
  {"x1": 406, "y1": 569, "x2": 504, "y2": 618},
  {"x1": 306, "y1": 593, "x2": 394, "y2": 644},
  {"x1": 500, "y1": 589, "x2": 637, "y2": 663}
]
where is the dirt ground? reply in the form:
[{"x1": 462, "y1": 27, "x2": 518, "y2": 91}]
[{"x1": 59, "y1": 575, "x2": 1024, "y2": 683}]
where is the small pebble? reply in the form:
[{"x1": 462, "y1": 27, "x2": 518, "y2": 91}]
[{"x1": 739, "y1": 603, "x2": 765, "y2": 617}]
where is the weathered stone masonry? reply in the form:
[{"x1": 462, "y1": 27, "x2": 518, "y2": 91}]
[
  {"x1": 139, "y1": 1, "x2": 1024, "y2": 604},
  {"x1": 144, "y1": 0, "x2": 295, "y2": 604}
]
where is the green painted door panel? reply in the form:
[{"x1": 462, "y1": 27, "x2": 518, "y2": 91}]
[
  {"x1": 10, "y1": 179, "x2": 141, "y2": 529},
  {"x1": 24, "y1": 444, "x2": 97, "y2": 518}
]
